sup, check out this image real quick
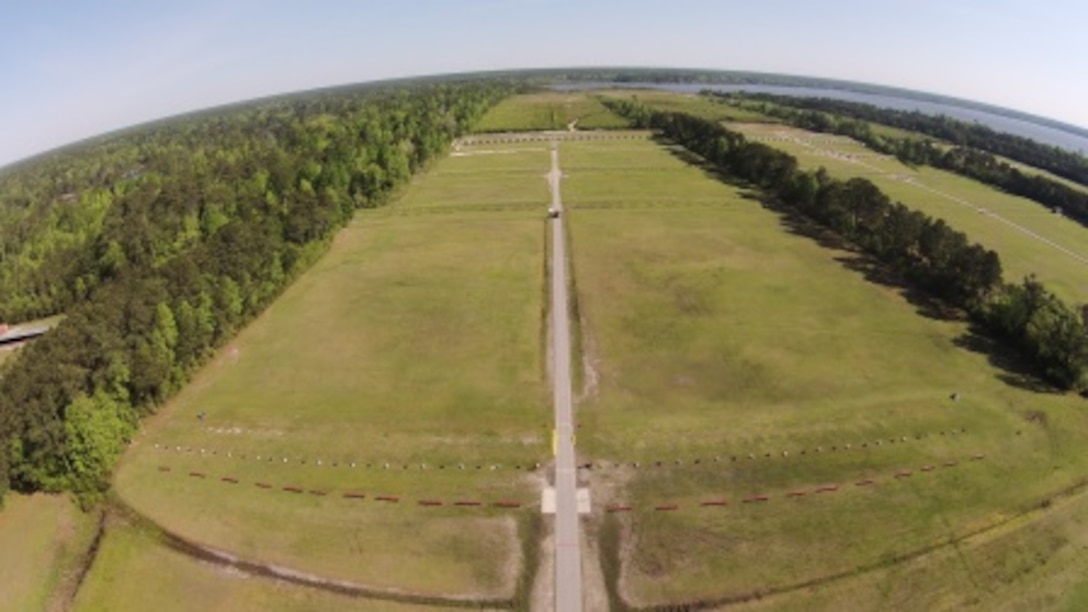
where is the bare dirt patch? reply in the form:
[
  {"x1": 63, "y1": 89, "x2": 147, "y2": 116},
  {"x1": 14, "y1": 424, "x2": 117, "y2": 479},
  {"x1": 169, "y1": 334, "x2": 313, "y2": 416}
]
[
  {"x1": 576, "y1": 314, "x2": 602, "y2": 403},
  {"x1": 530, "y1": 522, "x2": 555, "y2": 612},
  {"x1": 581, "y1": 519, "x2": 610, "y2": 611},
  {"x1": 1024, "y1": 410, "x2": 1048, "y2": 427}
]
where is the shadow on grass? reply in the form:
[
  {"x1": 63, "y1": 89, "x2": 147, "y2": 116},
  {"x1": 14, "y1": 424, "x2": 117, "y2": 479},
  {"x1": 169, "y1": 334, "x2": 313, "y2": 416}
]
[
  {"x1": 773, "y1": 197, "x2": 1056, "y2": 393},
  {"x1": 761, "y1": 197, "x2": 959, "y2": 323},
  {"x1": 650, "y1": 133, "x2": 1057, "y2": 395},
  {"x1": 952, "y1": 326, "x2": 1060, "y2": 394},
  {"x1": 651, "y1": 134, "x2": 751, "y2": 191}
]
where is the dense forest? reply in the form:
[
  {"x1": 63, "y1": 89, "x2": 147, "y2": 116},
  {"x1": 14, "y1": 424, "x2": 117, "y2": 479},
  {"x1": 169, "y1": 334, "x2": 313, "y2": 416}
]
[
  {"x1": 605, "y1": 98, "x2": 1088, "y2": 392},
  {"x1": 719, "y1": 93, "x2": 1088, "y2": 227},
  {"x1": 0, "y1": 78, "x2": 515, "y2": 503}
]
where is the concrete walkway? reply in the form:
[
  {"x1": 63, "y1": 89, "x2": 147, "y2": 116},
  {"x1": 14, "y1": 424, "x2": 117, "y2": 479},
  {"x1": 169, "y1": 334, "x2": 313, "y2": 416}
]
[{"x1": 548, "y1": 142, "x2": 583, "y2": 611}]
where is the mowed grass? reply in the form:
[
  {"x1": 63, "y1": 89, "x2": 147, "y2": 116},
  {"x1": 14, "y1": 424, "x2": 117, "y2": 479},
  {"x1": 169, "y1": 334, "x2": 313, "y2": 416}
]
[
  {"x1": 474, "y1": 91, "x2": 629, "y2": 132},
  {"x1": 561, "y1": 134, "x2": 730, "y2": 207},
  {"x1": 559, "y1": 137, "x2": 1088, "y2": 605},
  {"x1": 0, "y1": 494, "x2": 98, "y2": 611},
  {"x1": 114, "y1": 146, "x2": 552, "y2": 598},
  {"x1": 728, "y1": 122, "x2": 1088, "y2": 304},
  {"x1": 864, "y1": 119, "x2": 1088, "y2": 194},
  {"x1": 735, "y1": 481, "x2": 1088, "y2": 611},
  {"x1": 998, "y1": 155, "x2": 1088, "y2": 195},
  {"x1": 394, "y1": 141, "x2": 550, "y2": 212},
  {"x1": 74, "y1": 519, "x2": 435, "y2": 612}
]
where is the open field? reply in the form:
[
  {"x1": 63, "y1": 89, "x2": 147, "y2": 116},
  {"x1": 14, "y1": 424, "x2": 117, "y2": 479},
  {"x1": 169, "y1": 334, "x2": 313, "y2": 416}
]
[
  {"x1": 561, "y1": 138, "x2": 729, "y2": 206},
  {"x1": 560, "y1": 136, "x2": 1088, "y2": 606},
  {"x1": 474, "y1": 91, "x2": 629, "y2": 132},
  {"x1": 396, "y1": 141, "x2": 550, "y2": 210},
  {"x1": 113, "y1": 142, "x2": 552, "y2": 601},
  {"x1": 998, "y1": 155, "x2": 1088, "y2": 195},
  {"x1": 0, "y1": 494, "x2": 99, "y2": 611},
  {"x1": 730, "y1": 122, "x2": 1088, "y2": 304},
  {"x1": 73, "y1": 518, "x2": 435, "y2": 612},
  {"x1": 734, "y1": 478, "x2": 1088, "y2": 611}
]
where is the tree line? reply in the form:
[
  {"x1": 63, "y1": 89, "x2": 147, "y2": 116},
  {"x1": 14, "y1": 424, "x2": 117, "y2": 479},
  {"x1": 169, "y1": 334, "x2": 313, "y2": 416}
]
[
  {"x1": 605, "y1": 98, "x2": 1088, "y2": 392},
  {"x1": 725, "y1": 93, "x2": 1088, "y2": 185},
  {"x1": 719, "y1": 93, "x2": 1088, "y2": 228},
  {"x1": 0, "y1": 78, "x2": 516, "y2": 504}
]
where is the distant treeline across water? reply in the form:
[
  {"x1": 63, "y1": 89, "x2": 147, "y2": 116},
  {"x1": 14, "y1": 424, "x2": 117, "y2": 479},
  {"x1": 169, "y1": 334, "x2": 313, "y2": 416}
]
[{"x1": 554, "y1": 82, "x2": 1088, "y2": 154}]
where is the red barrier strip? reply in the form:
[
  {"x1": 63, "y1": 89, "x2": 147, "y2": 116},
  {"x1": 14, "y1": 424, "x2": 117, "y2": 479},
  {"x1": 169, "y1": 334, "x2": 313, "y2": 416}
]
[
  {"x1": 743, "y1": 495, "x2": 769, "y2": 503},
  {"x1": 921, "y1": 466, "x2": 935, "y2": 472},
  {"x1": 158, "y1": 466, "x2": 532, "y2": 509},
  {"x1": 895, "y1": 471, "x2": 913, "y2": 478},
  {"x1": 606, "y1": 505, "x2": 632, "y2": 512},
  {"x1": 699, "y1": 500, "x2": 728, "y2": 506},
  {"x1": 815, "y1": 485, "x2": 840, "y2": 493},
  {"x1": 855, "y1": 479, "x2": 875, "y2": 486},
  {"x1": 787, "y1": 491, "x2": 807, "y2": 497}
]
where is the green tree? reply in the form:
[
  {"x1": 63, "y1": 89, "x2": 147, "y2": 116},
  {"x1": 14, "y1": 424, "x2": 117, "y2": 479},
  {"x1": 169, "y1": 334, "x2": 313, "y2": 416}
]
[{"x1": 63, "y1": 391, "x2": 136, "y2": 500}]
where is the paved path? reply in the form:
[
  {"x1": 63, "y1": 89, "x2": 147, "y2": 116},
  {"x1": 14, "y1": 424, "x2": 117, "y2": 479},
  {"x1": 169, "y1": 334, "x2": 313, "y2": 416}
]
[{"x1": 548, "y1": 142, "x2": 582, "y2": 611}]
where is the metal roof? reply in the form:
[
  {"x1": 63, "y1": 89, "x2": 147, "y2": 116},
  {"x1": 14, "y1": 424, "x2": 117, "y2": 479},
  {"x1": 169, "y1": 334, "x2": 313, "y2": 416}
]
[{"x1": 0, "y1": 325, "x2": 49, "y2": 345}]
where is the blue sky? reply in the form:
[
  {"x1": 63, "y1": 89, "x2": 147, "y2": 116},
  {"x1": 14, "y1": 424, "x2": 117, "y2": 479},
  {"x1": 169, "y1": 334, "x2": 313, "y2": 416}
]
[{"x1": 2, "y1": 0, "x2": 1086, "y2": 166}]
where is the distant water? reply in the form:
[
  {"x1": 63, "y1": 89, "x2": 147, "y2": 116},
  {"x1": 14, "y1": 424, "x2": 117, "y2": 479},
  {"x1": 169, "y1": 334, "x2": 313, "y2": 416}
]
[{"x1": 555, "y1": 82, "x2": 1088, "y2": 154}]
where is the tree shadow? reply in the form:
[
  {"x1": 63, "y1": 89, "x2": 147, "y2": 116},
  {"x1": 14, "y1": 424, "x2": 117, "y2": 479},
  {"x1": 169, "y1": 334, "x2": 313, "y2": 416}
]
[
  {"x1": 760, "y1": 196, "x2": 958, "y2": 323},
  {"x1": 652, "y1": 133, "x2": 1060, "y2": 395},
  {"x1": 652, "y1": 134, "x2": 752, "y2": 190},
  {"x1": 952, "y1": 325, "x2": 1059, "y2": 394}
]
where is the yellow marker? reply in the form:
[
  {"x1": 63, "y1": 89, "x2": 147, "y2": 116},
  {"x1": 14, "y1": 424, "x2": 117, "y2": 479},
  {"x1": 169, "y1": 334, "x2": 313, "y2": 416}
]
[
  {"x1": 571, "y1": 434, "x2": 576, "y2": 447},
  {"x1": 552, "y1": 429, "x2": 558, "y2": 456}
]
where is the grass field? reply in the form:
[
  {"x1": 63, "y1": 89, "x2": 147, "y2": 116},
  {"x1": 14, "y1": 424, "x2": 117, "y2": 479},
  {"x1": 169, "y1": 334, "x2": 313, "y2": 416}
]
[
  {"x1": 113, "y1": 142, "x2": 553, "y2": 601},
  {"x1": 0, "y1": 494, "x2": 99, "y2": 611},
  {"x1": 73, "y1": 518, "x2": 436, "y2": 612},
  {"x1": 998, "y1": 155, "x2": 1088, "y2": 195},
  {"x1": 474, "y1": 91, "x2": 629, "y2": 132},
  {"x1": 729, "y1": 122, "x2": 1088, "y2": 304},
  {"x1": 735, "y1": 479, "x2": 1088, "y2": 611},
  {"x1": 838, "y1": 117, "x2": 1088, "y2": 195},
  {"x1": 559, "y1": 135, "x2": 1088, "y2": 606}
]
